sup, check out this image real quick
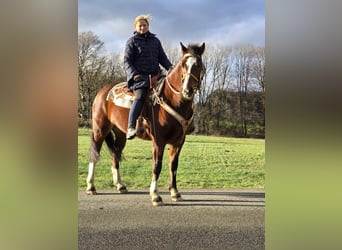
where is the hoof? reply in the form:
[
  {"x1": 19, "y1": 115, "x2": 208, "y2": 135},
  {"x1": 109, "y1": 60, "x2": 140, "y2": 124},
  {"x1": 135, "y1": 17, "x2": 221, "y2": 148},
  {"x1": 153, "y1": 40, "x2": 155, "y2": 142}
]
[
  {"x1": 118, "y1": 186, "x2": 128, "y2": 194},
  {"x1": 171, "y1": 196, "x2": 183, "y2": 202},
  {"x1": 152, "y1": 200, "x2": 164, "y2": 206},
  {"x1": 86, "y1": 189, "x2": 97, "y2": 195},
  {"x1": 171, "y1": 189, "x2": 183, "y2": 201},
  {"x1": 152, "y1": 196, "x2": 164, "y2": 206},
  {"x1": 171, "y1": 193, "x2": 183, "y2": 202}
]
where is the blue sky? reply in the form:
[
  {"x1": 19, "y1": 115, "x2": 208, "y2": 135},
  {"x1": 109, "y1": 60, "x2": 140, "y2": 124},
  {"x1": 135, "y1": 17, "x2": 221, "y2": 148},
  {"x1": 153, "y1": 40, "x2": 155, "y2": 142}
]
[{"x1": 78, "y1": 0, "x2": 264, "y2": 54}]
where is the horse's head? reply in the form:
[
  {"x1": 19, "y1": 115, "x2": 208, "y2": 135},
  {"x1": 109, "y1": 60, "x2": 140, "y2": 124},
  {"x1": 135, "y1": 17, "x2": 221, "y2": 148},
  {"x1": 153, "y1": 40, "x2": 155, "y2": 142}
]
[{"x1": 178, "y1": 42, "x2": 205, "y2": 100}]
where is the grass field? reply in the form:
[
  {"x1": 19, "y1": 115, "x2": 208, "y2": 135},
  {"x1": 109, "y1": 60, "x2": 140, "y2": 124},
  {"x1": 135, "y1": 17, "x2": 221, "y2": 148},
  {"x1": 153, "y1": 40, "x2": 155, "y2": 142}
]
[{"x1": 78, "y1": 128, "x2": 265, "y2": 190}]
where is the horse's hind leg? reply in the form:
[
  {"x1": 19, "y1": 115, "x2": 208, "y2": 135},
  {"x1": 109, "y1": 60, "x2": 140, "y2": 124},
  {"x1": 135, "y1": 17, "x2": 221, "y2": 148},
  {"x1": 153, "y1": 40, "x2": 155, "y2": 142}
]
[
  {"x1": 108, "y1": 127, "x2": 128, "y2": 193},
  {"x1": 86, "y1": 131, "x2": 105, "y2": 195}
]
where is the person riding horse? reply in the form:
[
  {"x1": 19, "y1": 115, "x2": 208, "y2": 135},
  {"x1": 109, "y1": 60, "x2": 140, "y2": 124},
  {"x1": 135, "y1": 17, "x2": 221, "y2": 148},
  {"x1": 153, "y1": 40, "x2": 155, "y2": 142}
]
[
  {"x1": 124, "y1": 14, "x2": 173, "y2": 139},
  {"x1": 86, "y1": 13, "x2": 205, "y2": 206},
  {"x1": 86, "y1": 41, "x2": 205, "y2": 205}
]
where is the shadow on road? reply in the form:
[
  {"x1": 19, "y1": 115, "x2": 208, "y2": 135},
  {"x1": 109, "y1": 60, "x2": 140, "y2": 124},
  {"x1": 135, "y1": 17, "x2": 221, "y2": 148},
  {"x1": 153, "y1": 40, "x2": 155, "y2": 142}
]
[
  {"x1": 182, "y1": 191, "x2": 265, "y2": 198},
  {"x1": 164, "y1": 203, "x2": 264, "y2": 207},
  {"x1": 91, "y1": 190, "x2": 265, "y2": 208}
]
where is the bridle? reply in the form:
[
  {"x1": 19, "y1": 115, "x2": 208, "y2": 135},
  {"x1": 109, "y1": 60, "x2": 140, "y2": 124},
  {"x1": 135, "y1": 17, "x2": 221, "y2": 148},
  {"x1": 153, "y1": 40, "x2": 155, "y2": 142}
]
[
  {"x1": 181, "y1": 72, "x2": 200, "y2": 83},
  {"x1": 165, "y1": 53, "x2": 204, "y2": 99},
  {"x1": 150, "y1": 53, "x2": 204, "y2": 135},
  {"x1": 149, "y1": 43, "x2": 205, "y2": 136}
]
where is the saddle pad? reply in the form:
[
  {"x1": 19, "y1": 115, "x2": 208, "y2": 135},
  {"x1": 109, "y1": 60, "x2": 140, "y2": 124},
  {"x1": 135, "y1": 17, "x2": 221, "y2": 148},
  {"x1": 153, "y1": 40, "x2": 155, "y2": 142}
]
[{"x1": 106, "y1": 82, "x2": 134, "y2": 109}]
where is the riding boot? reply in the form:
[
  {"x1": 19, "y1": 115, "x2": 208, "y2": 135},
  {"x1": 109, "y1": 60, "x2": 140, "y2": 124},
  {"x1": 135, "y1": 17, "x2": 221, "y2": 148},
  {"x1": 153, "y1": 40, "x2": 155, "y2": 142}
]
[{"x1": 127, "y1": 98, "x2": 144, "y2": 139}]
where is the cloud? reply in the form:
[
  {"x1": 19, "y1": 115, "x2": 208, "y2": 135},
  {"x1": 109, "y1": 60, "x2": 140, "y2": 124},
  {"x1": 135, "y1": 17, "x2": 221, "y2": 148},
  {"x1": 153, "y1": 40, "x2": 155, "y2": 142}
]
[
  {"x1": 208, "y1": 16, "x2": 265, "y2": 46},
  {"x1": 78, "y1": 0, "x2": 264, "y2": 53}
]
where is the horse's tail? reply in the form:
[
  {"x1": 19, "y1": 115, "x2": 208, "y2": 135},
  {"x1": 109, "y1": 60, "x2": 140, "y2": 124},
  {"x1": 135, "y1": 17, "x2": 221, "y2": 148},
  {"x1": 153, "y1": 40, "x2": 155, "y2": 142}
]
[
  {"x1": 89, "y1": 130, "x2": 120, "y2": 162},
  {"x1": 104, "y1": 130, "x2": 122, "y2": 162},
  {"x1": 89, "y1": 132, "x2": 100, "y2": 162}
]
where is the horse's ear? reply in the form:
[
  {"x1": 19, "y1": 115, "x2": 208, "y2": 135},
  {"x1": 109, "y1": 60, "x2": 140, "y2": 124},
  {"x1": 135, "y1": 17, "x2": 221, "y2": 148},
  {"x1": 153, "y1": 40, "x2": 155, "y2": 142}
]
[
  {"x1": 180, "y1": 42, "x2": 188, "y2": 54},
  {"x1": 199, "y1": 42, "x2": 205, "y2": 55}
]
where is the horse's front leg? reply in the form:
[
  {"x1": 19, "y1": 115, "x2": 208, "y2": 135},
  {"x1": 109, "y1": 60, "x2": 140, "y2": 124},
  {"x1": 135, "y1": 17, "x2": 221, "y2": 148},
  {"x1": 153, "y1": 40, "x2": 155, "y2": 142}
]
[
  {"x1": 112, "y1": 167, "x2": 128, "y2": 194},
  {"x1": 168, "y1": 145, "x2": 183, "y2": 201},
  {"x1": 150, "y1": 144, "x2": 165, "y2": 206},
  {"x1": 86, "y1": 132, "x2": 102, "y2": 195},
  {"x1": 110, "y1": 128, "x2": 128, "y2": 194}
]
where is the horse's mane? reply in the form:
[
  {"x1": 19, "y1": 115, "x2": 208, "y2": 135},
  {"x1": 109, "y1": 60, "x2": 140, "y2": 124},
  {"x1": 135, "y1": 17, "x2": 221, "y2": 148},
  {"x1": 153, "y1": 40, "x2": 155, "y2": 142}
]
[{"x1": 186, "y1": 43, "x2": 203, "y2": 56}]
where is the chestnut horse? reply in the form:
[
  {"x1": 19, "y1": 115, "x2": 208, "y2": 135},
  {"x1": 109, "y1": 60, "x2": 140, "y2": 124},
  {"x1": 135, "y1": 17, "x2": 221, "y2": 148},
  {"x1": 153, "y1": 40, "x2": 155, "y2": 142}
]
[{"x1": 86, "y1": 42, "x2": 205, "y2": 206}]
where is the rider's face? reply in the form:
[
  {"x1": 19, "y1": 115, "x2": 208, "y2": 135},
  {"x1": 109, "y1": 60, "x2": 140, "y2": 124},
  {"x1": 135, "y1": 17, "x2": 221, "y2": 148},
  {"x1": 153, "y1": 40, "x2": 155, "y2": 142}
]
[{"x1": 135, "y1": 20, "x2": 149, "y2": 34}]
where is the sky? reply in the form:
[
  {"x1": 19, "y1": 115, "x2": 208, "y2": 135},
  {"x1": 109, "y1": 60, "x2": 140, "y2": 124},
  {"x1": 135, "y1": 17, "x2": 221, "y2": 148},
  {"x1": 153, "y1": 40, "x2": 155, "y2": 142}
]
[{"x1": 78, "y1": 0, "x2": 264, "y2": 54}]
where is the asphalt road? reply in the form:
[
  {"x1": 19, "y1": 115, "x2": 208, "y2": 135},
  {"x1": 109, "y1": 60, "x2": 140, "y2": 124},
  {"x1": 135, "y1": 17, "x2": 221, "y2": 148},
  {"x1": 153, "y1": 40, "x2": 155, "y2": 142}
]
[{"x1": 78, "y1": 188, "x2": 265, "y2": 250}]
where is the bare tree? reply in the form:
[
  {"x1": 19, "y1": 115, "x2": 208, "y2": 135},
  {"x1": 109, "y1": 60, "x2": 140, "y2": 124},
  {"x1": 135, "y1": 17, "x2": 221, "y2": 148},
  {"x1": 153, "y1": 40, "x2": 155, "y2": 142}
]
[
  {"x1": 251, "y1": 47, "x2": 265, "y2": 129},
  {"x1": 103, "y1": 53, "x2": 126, "y2": 84},
  {"x1": 195, "y1": 44, "x2": 235, "y2": 134},
  {"x1": 211, "y1": 45, "x2": 234, "y2": 131},
  {"x1": 77, "y1": 31, "x2": 265, "y2": 137},
  {"x1": 78, "y1": 31, "x2": 119, "y2": 126},
  {"x1": 233, "y1": 45, "x2": 255, "y2": 136},
  {"x1": 253, "y1": 47, "x2": 265, "y2": 93}
]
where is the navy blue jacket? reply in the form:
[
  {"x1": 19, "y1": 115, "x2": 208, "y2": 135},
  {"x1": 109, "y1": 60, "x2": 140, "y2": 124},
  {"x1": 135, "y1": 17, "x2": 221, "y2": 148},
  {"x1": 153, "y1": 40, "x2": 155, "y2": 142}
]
[{"x1": 124, "y1": 31, "x2": 172, "y2": 89}]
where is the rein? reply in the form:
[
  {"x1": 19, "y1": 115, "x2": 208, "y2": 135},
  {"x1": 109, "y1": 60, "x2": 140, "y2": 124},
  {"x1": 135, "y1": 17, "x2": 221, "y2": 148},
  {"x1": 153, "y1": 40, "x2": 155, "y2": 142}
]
[
  {"x1": 149, "y1": 52, "x2": 203, "y2": 135},
  {"x1": 165, "y1": 77, "x2": 180, "y2": 95},
  {"x1": 151, "y1": 79, "x2": 193, "y2": 135}
]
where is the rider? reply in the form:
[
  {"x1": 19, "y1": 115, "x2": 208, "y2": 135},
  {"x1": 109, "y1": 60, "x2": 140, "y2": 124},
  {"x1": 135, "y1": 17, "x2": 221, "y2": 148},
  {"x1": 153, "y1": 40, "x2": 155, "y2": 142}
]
[{"x1": 124, "y1": 14, "x2": 173, "y2": 139}]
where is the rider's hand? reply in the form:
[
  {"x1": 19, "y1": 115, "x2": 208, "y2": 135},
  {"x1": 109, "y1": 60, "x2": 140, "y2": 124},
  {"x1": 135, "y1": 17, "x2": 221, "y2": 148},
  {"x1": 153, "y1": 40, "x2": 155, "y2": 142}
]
[{"x1": 133, "y1": 74, "x2": 143, "y2": 82}]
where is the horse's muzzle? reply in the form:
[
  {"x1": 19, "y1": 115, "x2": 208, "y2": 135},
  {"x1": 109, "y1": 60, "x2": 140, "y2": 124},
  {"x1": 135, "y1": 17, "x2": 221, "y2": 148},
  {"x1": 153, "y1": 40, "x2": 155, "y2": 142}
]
[{"x1": 182, "y1": 88, "x2": 194, "y2": 100}]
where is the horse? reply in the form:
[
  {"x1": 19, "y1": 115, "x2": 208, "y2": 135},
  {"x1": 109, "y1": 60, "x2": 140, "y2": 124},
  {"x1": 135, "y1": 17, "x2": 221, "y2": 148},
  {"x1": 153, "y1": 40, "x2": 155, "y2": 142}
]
[{"x1": 86, "y1": 42, "x2": 205, "y2": 206}]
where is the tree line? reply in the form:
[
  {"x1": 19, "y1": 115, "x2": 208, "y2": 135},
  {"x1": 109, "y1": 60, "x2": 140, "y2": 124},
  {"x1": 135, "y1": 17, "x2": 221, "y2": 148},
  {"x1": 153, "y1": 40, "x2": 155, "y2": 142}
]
[{"x1": 78, "y1": 31, "x2": 265, "y2": 138}]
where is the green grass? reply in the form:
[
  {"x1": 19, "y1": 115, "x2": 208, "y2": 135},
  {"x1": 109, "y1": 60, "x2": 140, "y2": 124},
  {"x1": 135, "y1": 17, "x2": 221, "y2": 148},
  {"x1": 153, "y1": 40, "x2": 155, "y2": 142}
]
[{"x1": 78, "y1": 128, "x2": 265, "y2": 190}]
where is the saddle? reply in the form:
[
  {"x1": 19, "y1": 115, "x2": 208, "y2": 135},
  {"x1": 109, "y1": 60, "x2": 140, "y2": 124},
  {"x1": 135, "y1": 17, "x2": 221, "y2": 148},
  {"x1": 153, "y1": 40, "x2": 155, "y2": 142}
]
[
  {"x1": 106, "y1": 73, "x2": 164, "y2": 140},
  {"x1": 106, "y1": 82, "x2": 134, "y2": 109},
  {"x1": 106, "y1": 72, "x2": 163, "y2": 109}
]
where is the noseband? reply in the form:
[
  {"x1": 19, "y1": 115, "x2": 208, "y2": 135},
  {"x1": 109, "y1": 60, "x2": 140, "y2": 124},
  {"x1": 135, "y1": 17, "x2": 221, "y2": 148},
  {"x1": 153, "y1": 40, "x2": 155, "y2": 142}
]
[
  {"x1": 181, "y1": 72, "x2": 199, "y2": 83},
  {"x1": 166, "y1": 54, "x2": 204, "y2": 98},
  {"x1": 151, "y1": 51, "x2": 204, "y2": 135},
  {"x1": 181, "y1": 72, "x2": 201, "y2": 93}
]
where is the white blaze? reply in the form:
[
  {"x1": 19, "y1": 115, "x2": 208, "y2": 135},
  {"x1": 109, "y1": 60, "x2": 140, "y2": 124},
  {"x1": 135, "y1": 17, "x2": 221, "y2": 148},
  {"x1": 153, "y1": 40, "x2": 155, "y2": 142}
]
[{"x1": 182, "y1": 56, "x2": 197, "y2": 98}]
